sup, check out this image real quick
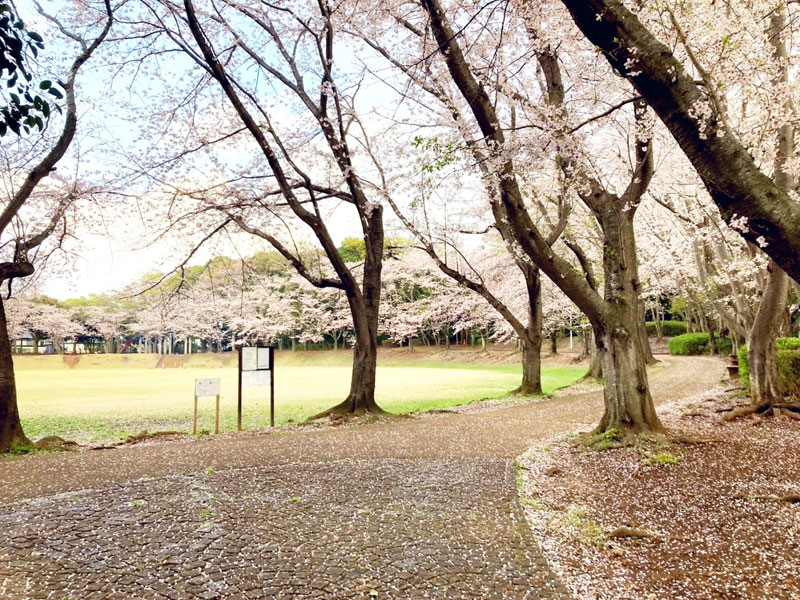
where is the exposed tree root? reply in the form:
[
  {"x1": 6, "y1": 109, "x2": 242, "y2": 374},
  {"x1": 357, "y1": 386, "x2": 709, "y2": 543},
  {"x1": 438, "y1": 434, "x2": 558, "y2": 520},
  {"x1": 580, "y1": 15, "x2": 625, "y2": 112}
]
[
  {"x1": 307, "y1": 398, "x2": 387, "y2": 422},
  {"x1": 510, "y1": 384, "x2": 543, "y2": 397},
  {"x1": 34, "y1": 436, "x2": 79, "y2": 452},
  {"x1": 732, "y1": 491, "x2": 800, "y2": 503},
  {"x1": 579, "y1": 427, "x2": 668, "y2": 452},
  {"x1": 607, "y1": 526, "x2": 661, "y2": 541},
  {"x1": 121, "y1": 430, "x2": 186, "y2": 445},
  {"x1": 669, "y1": 434, "x2": 717, "y2": 445},
  {"x1": 722, "y1": 401, "x2": 800, "y2": 421}
]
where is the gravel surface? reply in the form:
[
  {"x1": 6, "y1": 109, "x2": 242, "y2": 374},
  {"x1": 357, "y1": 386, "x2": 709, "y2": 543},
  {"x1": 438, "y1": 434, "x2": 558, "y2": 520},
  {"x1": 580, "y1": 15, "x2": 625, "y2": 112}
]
[{"x1": 0, "y1": 355, "x2": 723, "y2": 599}]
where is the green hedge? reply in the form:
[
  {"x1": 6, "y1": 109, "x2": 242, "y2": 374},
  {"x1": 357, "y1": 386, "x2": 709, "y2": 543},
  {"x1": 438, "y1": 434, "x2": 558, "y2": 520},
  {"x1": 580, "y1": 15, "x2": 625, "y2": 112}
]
[
  {"x1": 645, "y1": 320, "x2": 688, "y2": 337},
  {"x1": 738, "y1": 338, "x2": 800, "y2": 395},
  {"x1": 669, "y1": 332, "x2": 732, "y2": 356}
]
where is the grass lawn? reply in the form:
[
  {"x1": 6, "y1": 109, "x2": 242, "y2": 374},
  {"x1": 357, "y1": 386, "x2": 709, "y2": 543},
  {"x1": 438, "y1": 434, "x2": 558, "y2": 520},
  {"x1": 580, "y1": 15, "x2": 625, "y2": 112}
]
[{"x1": 14, "y1": 351, "x2": 585, "y2": 444}]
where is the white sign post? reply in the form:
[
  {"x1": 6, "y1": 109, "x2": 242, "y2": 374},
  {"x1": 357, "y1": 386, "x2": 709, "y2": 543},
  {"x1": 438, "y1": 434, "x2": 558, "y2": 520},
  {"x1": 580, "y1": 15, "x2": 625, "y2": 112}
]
[
  {"x1": 238, "y1": 346, "x2": 275, "y2": 430},
  {"x1": 193, "y1": 378, "x2": 222, "y2": 435}
]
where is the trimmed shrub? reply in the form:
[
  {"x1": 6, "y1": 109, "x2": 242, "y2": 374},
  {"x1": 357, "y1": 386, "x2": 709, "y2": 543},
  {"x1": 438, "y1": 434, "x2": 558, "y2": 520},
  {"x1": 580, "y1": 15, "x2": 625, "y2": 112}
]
[
  {"x1": 669, "y1": 332, "x2": 732, "y2": 356},
  {"x1": 738, "y1": 338, "x2": 800, "y2": 395},
  {"x1": 645, "y1": 320, "x2": 688, "y2": 337}
]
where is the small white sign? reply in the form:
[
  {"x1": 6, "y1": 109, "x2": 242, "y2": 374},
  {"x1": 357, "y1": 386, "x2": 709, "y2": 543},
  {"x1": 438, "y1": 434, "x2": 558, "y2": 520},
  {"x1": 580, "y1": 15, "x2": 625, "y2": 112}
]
[
  {"x1": 195, "y1": 378, "x2": 221, "y2": 397},
  {"x1": 243, "y1": 370, "x2": 270, "y2": 388},
  {"x1": 257, "y1": 347, "x2": 271, "y2": 370},
  {"x1": 241, "y1": 347, "x2": 258, "y2": 371}
]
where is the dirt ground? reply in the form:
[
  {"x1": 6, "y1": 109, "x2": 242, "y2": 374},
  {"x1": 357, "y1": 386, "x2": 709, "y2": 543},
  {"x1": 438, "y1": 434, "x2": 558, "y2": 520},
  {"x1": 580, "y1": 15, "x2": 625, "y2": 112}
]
[{"x1": 518, "y1": 388, "x2": 800, "y2": 600}]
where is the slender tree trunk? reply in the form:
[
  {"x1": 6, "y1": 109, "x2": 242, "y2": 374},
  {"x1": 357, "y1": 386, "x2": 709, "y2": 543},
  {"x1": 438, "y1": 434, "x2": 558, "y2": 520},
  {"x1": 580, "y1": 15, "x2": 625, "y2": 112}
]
[
  {"x1": 653, "y1": 306, "x2": 664, "y2": 342},
  {"x1": 515, "y1": 267, "x2": 544, "y2": 395},
  {"x1": 748, "y1": 261, "x2": 789, "y2": 404},
  {"x1": 584, "y1": 331, "x2": 604, "y2": 380},
  {"x1": 577, "y1": 330, "x2": 590, "y2": 361},
  {"x1": 550, "y1": 331, "x2": 558, "y2": 355},
  {"x1": 0, "y1": 296, "x2": 30, "y2": 452},
  {"x1": 705, "y1": 317, "x2": 718, "y2": 355},
  {"x1": 638, "y1": 302, "x2": 657, "y2": 364},
  {"x1": 312, "y1": 214, "x2": 385, "y2": 417}
]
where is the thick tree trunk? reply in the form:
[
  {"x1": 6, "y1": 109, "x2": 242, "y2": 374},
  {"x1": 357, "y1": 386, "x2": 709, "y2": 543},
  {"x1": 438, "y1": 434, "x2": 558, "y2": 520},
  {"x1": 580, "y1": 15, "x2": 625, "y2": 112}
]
[
  {"x1": 748, "y1": 262, "x2": 789, "y2": 404},
  {"x1": 0, "y1": 296, "x2": 30, "y2": 452},
  {"x1": 594, "y1": 318, "x2": 662, "y2": 433},
  {"x1": 593, "y1": 210, "x2": 664, "y2": 434}
]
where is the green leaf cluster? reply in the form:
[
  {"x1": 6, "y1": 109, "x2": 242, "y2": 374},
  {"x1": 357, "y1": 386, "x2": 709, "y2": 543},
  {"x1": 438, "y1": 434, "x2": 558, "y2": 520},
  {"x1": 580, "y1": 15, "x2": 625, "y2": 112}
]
[{"x1": 0, "y1": 3, "x2": 63, "y2": 137}]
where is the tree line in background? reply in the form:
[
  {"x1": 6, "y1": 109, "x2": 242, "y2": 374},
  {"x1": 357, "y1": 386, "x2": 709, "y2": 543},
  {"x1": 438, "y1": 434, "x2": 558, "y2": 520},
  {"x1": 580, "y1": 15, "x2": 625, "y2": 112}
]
[
  {"x1": 5, "y1": 244, "x2": 580, "y2": 356},
  {"x1": 2, "y1": 0, "x2": 800, "y2": 451}
]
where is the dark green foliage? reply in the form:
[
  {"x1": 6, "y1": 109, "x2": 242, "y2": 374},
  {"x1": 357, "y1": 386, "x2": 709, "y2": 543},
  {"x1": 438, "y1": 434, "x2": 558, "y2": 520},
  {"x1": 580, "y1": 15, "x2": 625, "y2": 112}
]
[
  {"x1": 0, "y1": 3, "x2": 62, "y2": 136},
  {"x1": 738, "y1": 339, "x2": 800, "y2": 395},
  {"x1": 645, "y1": 320, "x2": 687, "y2": 336},
  {"x1": 717, "y1": 336, "x2": 733, "y2": 355},
  {"x1": 669, "y1": 332, "x2": 732, "y2": 356}
]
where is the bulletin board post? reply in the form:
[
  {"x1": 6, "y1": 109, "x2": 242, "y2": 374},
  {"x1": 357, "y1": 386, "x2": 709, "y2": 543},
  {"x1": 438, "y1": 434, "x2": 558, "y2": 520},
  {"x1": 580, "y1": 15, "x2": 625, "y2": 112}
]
[
  {"x1": 237, "y1": 348, "x2": 243, "y2": 431},
  {"x1": 238, "y1": 345, "x2": 275, "y2": 431}
]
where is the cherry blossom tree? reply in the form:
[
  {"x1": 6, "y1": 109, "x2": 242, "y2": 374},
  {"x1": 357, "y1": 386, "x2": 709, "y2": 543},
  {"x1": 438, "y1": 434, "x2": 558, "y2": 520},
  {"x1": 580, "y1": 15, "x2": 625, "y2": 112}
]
[
  {"x1": 363, "y1": 0, "x2": 664, "y2": 434},
  {"x1": 122, "y1": 0, "x2": 398, "y2": 417},
  {"x1": 0, "y1": 0, "x2": 113, "y2": 452},
  {"x1": 558, "y1": 0, "x2": 800, "y2": 284}
]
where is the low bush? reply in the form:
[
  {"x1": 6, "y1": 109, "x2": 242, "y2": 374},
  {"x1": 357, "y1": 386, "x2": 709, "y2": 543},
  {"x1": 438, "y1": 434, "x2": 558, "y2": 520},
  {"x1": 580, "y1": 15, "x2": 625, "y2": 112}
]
[
  {"x1": 669, "y1": 332, "x2": 732, "y2": 356},
  {"x1": 738, "y1": 339, "x2": 800, "y2": 395},
  {"x1": 645, "y1": 320, "x2": 688, "y2": 337}
]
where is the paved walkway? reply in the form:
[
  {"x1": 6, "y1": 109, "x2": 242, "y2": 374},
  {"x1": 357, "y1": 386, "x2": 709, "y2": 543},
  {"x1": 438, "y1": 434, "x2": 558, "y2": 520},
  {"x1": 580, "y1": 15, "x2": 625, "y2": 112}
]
[{"x1": 0, "y1": 356, "x2": 723, "y2": 599}]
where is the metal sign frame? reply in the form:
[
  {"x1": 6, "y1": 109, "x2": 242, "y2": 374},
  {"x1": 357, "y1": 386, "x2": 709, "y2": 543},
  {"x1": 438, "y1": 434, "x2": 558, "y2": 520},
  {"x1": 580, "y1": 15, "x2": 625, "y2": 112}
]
[{"x1": 238, "y1": 345, "x2": 275, "y2": 430}]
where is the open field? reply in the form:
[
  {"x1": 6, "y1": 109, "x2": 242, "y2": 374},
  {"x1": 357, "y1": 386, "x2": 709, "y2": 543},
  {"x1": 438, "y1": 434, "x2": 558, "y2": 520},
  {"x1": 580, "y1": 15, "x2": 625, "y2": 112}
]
[{"x1": 14, "y1": 350, "x2": 586, "y2": 444}]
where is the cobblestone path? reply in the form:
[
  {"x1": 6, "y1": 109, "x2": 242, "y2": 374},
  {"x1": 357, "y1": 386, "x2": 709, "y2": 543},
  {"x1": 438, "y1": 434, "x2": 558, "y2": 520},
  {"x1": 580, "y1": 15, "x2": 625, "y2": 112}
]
[{"x1": 0, "y1": 356, "x2": 722, "y2": 599}]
